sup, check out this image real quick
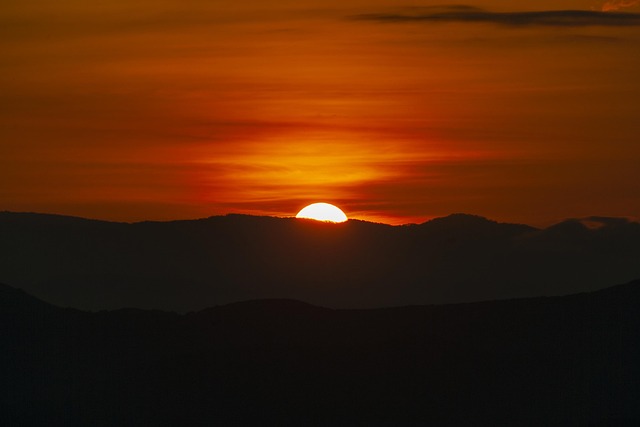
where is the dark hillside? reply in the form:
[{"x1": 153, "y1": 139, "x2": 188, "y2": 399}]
[
  {"x1": 2, "y1": 280, "x2": 640, "y2": 426},
  {"x1": 1, "y1": 212, "x2": 639, "y2": 311}
]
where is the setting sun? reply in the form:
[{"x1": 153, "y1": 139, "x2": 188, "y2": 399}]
[{"x1": 296, "y1": 203, "x2": 348, "y2": 223}]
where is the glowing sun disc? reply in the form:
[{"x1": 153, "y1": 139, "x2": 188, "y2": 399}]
[{"x1": 296, "y1": 203, "x2": 348, "y2": 223}]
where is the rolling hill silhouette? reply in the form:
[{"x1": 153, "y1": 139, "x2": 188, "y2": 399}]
[
  {"x1": 1, "y1": 211, "x2": 640, "y2": 311},
  {"x1": 2, "y1": 280, "x2": 640, "y2": 426}
]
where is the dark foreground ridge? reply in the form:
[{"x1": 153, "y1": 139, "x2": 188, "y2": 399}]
[
  {"x1": 2, "y1": 280, "x2": 640, "y2": 426},
  {"x1": 2, "y1": 211, "x2": 640, "y2": 311}
]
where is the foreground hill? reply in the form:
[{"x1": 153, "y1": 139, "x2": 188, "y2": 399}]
[
  {"x1": 1, "y1": 212, "x2": 640, "y2": 311},
  {"x1": 2, "y1": 280, "x2": 640, "y2": 426}
]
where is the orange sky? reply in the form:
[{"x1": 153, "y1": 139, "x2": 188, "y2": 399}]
[{"x1": 2, "y1": 0, "x2": 640, "y2": 225}]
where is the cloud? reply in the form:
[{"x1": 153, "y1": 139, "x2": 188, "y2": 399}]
[
  {"x1": 601, "y1": 0, "x2": 640, "y2": 12},
  {"x1": 349, "y1": 6, "x2": 640, "y2": 27}
]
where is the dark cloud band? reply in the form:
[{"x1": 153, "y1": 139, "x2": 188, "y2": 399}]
[{"x1": 349, "y1": 7, "x2": 640, "y2": 27}]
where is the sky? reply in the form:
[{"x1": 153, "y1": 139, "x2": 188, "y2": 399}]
[{"x1": 2, "y1": 0, "x2": 640, "y2": 225}]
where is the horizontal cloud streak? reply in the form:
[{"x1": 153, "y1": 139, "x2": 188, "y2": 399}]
[{"x1": 350, "y1": 6, "x2": 640, "y2": 27}]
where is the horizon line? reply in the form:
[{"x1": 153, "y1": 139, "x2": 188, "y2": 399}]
[{"x1": 2, "y1": 209, "x2": 638, "y2": 229}]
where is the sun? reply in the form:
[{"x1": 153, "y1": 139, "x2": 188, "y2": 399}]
[{"x1": 296, "y1": 203, "x2": 348, "y2": 223}]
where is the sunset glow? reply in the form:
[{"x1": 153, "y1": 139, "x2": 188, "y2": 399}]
[{"x1": 1, "y1": 0, "x2": 640, "y2": 225}]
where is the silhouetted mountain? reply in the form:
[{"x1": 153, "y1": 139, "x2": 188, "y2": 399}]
[
  {"x1": 1, "y1": 211, "x2": 639, "y2": 311},
  {"x1": 2, "y1": 280, "x2": 640, "y2": 426}
]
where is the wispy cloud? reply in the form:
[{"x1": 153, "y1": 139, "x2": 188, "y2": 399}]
[
  {"x1": 349, "y1": 6, "x2": 640, "y2": 27},
  {"x1": 601, "y1": 0, "x2": 640, "y2": 12}
]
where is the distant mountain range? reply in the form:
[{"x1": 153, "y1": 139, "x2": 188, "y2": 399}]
[
  {"x1": 1, "y1": 211, "x2": 639, "y2": 311},
  {"x1": 2, "y1": 280, "x2": 639, "y2": 426}
]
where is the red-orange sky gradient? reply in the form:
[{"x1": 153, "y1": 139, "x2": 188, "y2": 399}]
[{"x1": 2, "y1": 0, "x2": 640, "y2": 225}]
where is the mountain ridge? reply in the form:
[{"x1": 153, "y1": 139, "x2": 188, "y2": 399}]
[
  {"x1": 0, "y1": 209, "x2": 590, "y2": 227},
  {"x1": 1, "y1": 211, "x2": 639, "y2": 312},
  {"x1": 3, "y1": 277, "x2": 640, "y2": 315}
]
